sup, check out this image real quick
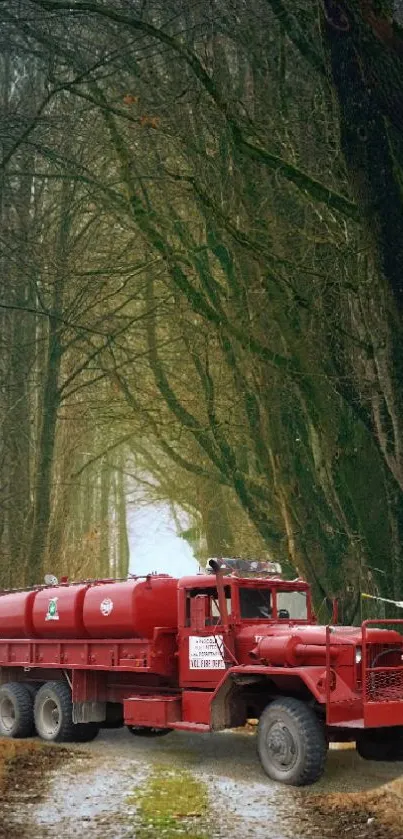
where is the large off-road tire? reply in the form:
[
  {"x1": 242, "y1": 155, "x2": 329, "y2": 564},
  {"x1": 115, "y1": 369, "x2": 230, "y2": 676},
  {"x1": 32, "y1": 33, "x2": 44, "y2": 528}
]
[
  {"x1": 34, "y1": 681, "x2": 76, "y2": 743},
  {"x1": 257, "y1": 697, "x2": 327, "y2": 786},
  {"x1": 23, "y1": 682, "x2": 41, "y2": 700},
  {"x1": 34, "y1": 681, "x2": 99, "y2": 744},
  {"x1": 127, "y1": 726, "x2": 171, "y2": 738},
  {"x1": 356, "y1": 728, "x2": 403, "y2": 761},
  {"x1": 0, "y1": 682, "x2": 35, "y2": 738}
]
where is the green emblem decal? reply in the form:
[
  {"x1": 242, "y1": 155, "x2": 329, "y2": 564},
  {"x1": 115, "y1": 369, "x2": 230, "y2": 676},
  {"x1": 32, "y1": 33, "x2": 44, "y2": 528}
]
[{"x1": 46, "y1": 597, "x2": 59, "y2": 621}]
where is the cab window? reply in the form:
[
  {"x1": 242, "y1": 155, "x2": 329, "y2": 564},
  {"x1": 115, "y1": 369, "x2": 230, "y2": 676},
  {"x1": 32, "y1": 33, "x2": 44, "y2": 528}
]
[
  {"x1": 185, "y1": 586, "x2": 232, "y2": 627},
  {"x1": 239, "y1": 587, "x2": 272, "y2": 619},
  {"x1": 276, "y1": 590, "x2": 307, "y2": 620}
]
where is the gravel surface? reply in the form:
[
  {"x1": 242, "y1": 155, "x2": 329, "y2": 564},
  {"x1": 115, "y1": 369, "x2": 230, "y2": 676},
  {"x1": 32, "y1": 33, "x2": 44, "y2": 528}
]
[{"x1": 2, "y1": 729, "x2": 403, "y2": 838}]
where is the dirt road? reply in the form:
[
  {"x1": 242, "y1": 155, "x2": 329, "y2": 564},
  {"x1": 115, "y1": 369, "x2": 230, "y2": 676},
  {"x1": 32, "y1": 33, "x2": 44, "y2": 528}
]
[{"x1": 2, "y1": 729, "x2": 403, "y2": 839}]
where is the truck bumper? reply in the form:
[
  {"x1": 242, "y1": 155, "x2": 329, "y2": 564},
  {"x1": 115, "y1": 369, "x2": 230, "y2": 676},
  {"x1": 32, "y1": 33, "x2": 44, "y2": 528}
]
[{"x1": 364, "y1": 701, "x2": 403, "y2": 728}]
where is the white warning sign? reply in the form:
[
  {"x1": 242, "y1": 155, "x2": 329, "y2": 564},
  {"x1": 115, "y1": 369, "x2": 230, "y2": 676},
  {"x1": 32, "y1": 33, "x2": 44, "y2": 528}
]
[{"x1": 189, "y1": 635, "x2": 225, "y2": 670}]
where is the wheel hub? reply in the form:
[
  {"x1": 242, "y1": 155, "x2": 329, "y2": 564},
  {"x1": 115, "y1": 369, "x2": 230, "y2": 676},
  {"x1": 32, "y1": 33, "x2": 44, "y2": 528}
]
[
  {"x1": 0, "y1": 697, "x2": 15, "y2": 732},
  {"x1": 41, "y1": 698, "x2": 60, "y2": 736},
  {"x1": 267, "y1": 722, "x2": 297, "y2": 771}
]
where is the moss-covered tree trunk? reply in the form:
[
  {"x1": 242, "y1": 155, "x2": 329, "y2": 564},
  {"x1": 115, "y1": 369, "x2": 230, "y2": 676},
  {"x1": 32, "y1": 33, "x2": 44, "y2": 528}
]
[
  {"x1": 26, "y1": 180, "x2": 72, "y2": 586},
  {"x1": 321, "y1": 1, "x2": 403, "y2": 491},
  {"x1": 26, "y1": 315, "x2": 62, "y2": 586}
]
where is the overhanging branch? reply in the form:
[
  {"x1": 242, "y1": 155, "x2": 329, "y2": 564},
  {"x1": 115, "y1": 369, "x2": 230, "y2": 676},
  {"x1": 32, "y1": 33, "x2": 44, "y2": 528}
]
[{"x1": 29, "y1": 0, "x2": 359, "y2": 222}]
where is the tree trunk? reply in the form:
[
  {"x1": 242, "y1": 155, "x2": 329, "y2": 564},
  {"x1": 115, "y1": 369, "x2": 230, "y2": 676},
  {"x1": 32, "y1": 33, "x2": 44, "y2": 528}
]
[
  {"x1": 117, "y1": 464, "x2": 129, "y2": 577},
  {"x1": 5, "y1": 166, "x2": 35, "y2": 582},
  {"x1": 26, "y1": 180, "x2": 71, "y2": 585},
  {"x1": 99, "y1": 457, "x2": 110, "y2": 578},
  {"x1": 321, "y1": 2, "x2": 403, "y2": 485},
  {"x1": 26, "y1": 321, "x2": 62, "y2": 585}
]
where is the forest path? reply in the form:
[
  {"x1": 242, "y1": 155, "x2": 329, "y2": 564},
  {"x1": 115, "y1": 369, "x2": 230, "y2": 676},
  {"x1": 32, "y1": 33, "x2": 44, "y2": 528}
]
[{"x1": 3, "y1": 728, "x2": 403, "y2": 839}]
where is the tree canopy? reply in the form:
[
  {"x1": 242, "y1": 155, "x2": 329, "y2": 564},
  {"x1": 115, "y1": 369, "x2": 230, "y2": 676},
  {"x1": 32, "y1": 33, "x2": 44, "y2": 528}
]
[{"x1": 1, "y1": 1, "x2": 403, "y2": 621}]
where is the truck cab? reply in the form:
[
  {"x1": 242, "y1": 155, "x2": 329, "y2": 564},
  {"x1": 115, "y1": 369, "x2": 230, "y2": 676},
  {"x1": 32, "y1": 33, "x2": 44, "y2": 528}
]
[{"x1": 178, "y1": 571, "x2": 312, "y2": 688}]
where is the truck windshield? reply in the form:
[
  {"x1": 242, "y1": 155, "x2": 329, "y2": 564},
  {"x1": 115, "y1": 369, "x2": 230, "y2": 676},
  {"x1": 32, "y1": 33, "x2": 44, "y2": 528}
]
[
  {"x1": 239, "y1": 588, "x2": 272, "y2": 618},
  {"x1": 238, "y1": 588, "x2": 308, "y2": 620},
  {"x1": 276, "y1": 590, "x2": 307, "y2": 620}
]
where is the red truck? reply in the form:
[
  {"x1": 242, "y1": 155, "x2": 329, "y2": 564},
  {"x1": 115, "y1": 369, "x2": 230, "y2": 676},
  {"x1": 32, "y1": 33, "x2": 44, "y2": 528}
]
[{"x1": 0, "y1": 558, "x2": 403, "y2": 785}]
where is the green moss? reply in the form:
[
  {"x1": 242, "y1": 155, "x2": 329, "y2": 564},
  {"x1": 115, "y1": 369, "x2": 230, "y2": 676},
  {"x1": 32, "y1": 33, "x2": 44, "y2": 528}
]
[{"x1": 127, "y1": 765, "x2": 209, "y2": 839}]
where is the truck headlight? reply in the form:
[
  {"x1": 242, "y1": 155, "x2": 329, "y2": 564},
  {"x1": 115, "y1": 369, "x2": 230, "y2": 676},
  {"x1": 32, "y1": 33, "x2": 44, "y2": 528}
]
[{"x1": 355, "y1": 647, "x2": 362, "y2": 664}]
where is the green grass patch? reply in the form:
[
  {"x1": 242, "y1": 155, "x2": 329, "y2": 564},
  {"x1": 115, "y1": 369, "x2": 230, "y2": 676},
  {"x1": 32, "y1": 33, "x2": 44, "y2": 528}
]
[{"x1": 127, "y1": 765, "x2": 210, "y2": 839}]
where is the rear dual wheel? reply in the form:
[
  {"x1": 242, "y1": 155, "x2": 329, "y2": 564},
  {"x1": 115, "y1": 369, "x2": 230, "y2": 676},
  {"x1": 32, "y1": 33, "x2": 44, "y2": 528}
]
[
  {"x1": 0, "y1": 680, "x2": 99, "y2": 743},
  {"x1": 34, "y1": 682, "x2": 99, "y2": 743},
  {"x1": 0, "y1": 682, "x2": 35, "y2": 738}
]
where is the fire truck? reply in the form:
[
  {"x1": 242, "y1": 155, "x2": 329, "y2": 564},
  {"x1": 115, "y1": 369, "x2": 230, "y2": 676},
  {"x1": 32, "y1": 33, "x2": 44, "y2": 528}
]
[{"x1": 0, "y1": 558, "x2": 402, "y2": 786}]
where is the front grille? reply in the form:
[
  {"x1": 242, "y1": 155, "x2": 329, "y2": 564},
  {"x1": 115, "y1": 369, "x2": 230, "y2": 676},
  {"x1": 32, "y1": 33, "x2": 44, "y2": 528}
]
[{"x1": 364, "y1": 644, "x2": 403, "y2": 703}]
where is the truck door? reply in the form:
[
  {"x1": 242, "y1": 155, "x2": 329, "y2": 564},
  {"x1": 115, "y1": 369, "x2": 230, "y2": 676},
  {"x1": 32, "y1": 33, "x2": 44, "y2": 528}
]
[{"x1": 179, "y1": 585, "x2": 235, "y2": 687}]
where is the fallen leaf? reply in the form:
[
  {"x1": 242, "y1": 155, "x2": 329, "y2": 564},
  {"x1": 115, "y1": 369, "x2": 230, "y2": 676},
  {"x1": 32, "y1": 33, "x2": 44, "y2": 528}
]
[
  {"x1": 123, "y1": 94, "x2": 138, "y2": 105},
  {"x1": 139, "y1": 115, "x2": 160, "y2": 128}
]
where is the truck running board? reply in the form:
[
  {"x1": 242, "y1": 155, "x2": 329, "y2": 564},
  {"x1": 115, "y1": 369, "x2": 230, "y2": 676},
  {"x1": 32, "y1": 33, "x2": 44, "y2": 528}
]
[
  {"x1": 328, "y1": 718, "x2": 364, "y2": 729},
  {"x1": 169, "y1": 722, "x2": 210, "y2": 733}
]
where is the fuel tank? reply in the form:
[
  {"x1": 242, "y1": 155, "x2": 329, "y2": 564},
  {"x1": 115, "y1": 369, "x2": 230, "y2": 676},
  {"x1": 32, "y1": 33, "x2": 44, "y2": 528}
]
[
  {"x1": 82, "y1": 576, "x2": 178, "y2": 638},
  {"x1": 0, "y1": 575, "x2": 179, "y2": 640},
  {"x1": 0, "y1": 590, "x2": 36, "y2": 638},
  {"x1": 32, "y1": 585, "x2": 89, "y2": 638}
]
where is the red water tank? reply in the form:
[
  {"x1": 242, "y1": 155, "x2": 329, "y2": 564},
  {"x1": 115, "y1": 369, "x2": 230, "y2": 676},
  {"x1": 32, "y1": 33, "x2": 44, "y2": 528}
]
[
  {"x1": 32, "y1": 585, "x2": 89, "y2": 638},
  {"x1": 83, "y1": 576, "x2": 178, "y2": 638},
  {"x1": 0, "y1": 591, "x2": 36, "y2": 638}
]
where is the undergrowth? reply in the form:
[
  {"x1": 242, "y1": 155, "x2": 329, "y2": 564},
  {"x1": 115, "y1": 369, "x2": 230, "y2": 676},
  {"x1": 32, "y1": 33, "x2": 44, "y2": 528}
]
[
  {"x1": 0, "y1": 739, "x2": 40, "y2": 792},
  {"x1": 127, "y1": 765, "x2": 210, "y2": 839}
]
